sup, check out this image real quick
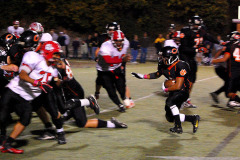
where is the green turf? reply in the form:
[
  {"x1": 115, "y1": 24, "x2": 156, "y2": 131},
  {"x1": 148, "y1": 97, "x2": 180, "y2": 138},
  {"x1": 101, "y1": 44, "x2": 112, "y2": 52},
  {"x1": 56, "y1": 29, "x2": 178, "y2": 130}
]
[{"x1": 1, "y1": 61, "x2": 240, "y2": 160}]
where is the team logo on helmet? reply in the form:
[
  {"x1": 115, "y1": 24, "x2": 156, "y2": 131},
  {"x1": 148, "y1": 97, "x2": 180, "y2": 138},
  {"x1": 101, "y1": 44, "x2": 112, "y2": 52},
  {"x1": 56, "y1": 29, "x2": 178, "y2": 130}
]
[
  {"x1": 6, "y1": 34, "x2": 13, "y2": 41},
  {"x1": 172, "y1": 48, "x2": 177, "y2": 54}
]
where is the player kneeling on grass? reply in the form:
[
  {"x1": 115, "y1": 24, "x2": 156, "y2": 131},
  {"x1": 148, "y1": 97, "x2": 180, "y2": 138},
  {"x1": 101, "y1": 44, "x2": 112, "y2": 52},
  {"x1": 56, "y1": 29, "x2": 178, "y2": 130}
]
[
  {"x1": 48, "y1": 51, "x2": 127, "y2": 129},
  {"x1": 131, "y1": 46, "x2": 200, "y2": 134}
]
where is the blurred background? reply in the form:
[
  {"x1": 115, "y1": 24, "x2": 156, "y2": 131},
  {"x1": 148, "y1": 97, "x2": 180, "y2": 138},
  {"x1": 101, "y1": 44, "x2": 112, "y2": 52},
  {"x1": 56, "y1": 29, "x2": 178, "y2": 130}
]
[{"x1": 0, "y1": 0, "x2": 239, "y2": 58}]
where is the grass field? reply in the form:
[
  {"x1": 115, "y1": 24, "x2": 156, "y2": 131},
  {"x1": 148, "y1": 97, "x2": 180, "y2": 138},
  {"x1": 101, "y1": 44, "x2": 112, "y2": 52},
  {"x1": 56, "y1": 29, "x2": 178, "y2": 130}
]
[{"x1": 1, "y1": 60, "x2": 240, "y2": 160}]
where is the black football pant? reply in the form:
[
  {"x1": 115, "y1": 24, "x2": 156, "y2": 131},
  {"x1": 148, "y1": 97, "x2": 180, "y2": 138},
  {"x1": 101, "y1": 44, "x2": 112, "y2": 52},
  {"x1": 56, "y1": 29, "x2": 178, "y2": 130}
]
[
  {"x1": 32, "y1": 90, "x2": 63, "y2": 129},
  {"x1": 214, "y1": 67, "x2": 229, "y2": 97},
  {"x1": 165, "y1": 91, "x2": 189, "y2": 123},
  {"x1": 98, "y1": 67, "x2": 126, "y2": 106},
  {"x1": 0, "y1": 88, "x2": 32, "y2": 136}
]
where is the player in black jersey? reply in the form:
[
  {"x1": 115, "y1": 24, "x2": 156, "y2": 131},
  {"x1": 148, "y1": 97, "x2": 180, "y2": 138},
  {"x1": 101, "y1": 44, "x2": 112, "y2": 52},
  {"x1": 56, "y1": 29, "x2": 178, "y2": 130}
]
[
  {"x1": 212, "y1": 31, "x2": 240, "y2": 107},
  {"x1": 179, "y1": 15, "x2": 220, "y2": 108},
  {"x1": 51, "y1": 51, "x2": 127, "y2": 128},
  {"x1": 131, "y1": 46, "x2": 200, "y2": 134}
]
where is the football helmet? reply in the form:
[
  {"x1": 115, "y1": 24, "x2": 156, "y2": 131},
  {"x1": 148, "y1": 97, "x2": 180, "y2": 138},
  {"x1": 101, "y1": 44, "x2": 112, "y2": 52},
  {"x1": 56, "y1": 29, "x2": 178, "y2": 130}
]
[
  {"x1": 106, "y1": 22, "x2": 120, "y2": 35},
  {"x1": 0, "y1": 33, "x2": 17, "y2": 51},
  {"x1": 18, "y1": 30, "x2": 40, "y2": 50},
  {"x1": 227, "y1": 31, "x2": 240, "y2": 44},
  {"x1": 161, "y1": 46, "x2": 179, "y2": 65},
  {"x1": 111, "y1": 30, "x2": 125, "y2": 49},
  {"x1": 29, "y1": 22, "x2": 44, "y2": 35},
  {"x1": 168, "y1": 24, "x2": 175, "y2": 32},
  {"x1": 13, "y1": 20, "x2": 20, "y2": 25},
  {"x1": 189, "y1": 15, "x2": 203, "y2": 32},
  {"x1": 40, "y1": 41, "x2": 62, "y2": 61}
]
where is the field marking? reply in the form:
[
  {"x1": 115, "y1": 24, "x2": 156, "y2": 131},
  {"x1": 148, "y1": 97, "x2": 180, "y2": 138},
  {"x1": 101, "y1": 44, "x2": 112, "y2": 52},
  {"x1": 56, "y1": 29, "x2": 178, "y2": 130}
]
[{"x1": 145, "y1": 156, "x2": 240, "y2": 160}]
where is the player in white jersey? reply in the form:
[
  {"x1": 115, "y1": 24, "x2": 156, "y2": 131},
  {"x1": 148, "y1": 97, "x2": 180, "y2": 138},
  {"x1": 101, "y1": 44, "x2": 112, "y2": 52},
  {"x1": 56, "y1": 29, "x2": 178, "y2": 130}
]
[
  {"x1": 96, "y1": 30, "x2": 130, "y2": 112},
  {"x1": 7, "y1": 20, "x2": 24, "y2": 38}
]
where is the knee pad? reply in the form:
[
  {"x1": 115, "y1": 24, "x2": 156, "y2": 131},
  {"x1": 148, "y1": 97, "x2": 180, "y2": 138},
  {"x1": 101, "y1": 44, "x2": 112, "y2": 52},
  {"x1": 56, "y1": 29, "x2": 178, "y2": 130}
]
[{"x1": 75, "y1": 119, "x2": 87, "y2": 128}]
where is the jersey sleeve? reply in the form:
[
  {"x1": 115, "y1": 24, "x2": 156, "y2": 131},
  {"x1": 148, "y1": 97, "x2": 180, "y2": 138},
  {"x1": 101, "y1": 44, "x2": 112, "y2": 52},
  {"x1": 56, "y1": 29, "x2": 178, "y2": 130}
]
[
  {"x1": 19, "y1": 51, "x2": 41, "y2": 74},
  {"x1": 176, "y1": 62, "x2": 189, "y2": 79}
]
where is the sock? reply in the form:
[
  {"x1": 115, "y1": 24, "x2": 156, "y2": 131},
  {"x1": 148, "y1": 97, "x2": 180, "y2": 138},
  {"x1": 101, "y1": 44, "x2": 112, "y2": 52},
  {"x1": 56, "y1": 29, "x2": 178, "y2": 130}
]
[
  {"x1": 174, "y1": 115, "x2": 181, "y2": 127},
  {"x1": 80, "y1": 99, "x2": 90, "y2": 106},
  {"x1": 107, "y1": 121, "x2": 116, "y2": 128},
  {"x1": 180, "y1": 114, "x2": 185, "y2": 122},
  {"x1": 185, "y1": 115, "x2": 195, "y2": 122},
  {"x1": 57, "y1": 128, "x2": 64, "y2": 133},
  {"x1": 44, "y1": 122, "x2": 53, "y2": 129},
  {"x1": 97, "y1": 119, "x2": 107, "y2": 128},
  {"x1": 170, "y1": 105, "x2": 179, "y2": 115},
  {"x1": 6, "y1": 137, "x2": 15, "y2": 144},
  {"x1": 214, "y1": 86, "x2": 225, "y2": 95}
]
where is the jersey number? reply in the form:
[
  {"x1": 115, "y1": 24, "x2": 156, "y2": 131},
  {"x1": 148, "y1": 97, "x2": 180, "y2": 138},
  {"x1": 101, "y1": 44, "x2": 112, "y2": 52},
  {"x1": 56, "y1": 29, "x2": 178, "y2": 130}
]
[
  {"x1": 233, "y1": 48, "x2": 240, "y2": 62},
  {"x1": 38, "y1": 71, "x2": 52, "y2": 84},
  {"x1": 194, "y1": 37, "x2": 203, "y2": 48}
]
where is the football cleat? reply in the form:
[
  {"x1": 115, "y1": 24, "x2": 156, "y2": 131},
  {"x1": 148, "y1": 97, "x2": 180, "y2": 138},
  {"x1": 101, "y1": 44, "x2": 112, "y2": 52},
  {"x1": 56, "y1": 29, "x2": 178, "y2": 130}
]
[
  {"x1": 56, "y1": 132, "x2": 66, "y2": 144},
  {"x1": 118, "y1": 104, "x2": 126, "y2": 112},
  {"x1": 1, "y1": 141, "x2": 24, "y2": 154},
  {"x1": 126, "y1": 99, "x2": 135, "y2": 109},
  {"x1": 36, "y1": 129, "x2": 56, "y2": 140},
  {"x1": 192, "y1": 115, "x2": 200, "y2": 133},
  {"x1": 181, "y1": 98, "x2": 197, "y2": 109},
  {"x1": 170, "y1": 125, "x2": 183, "y2": 134},
  {"x1": 210, "y1": 92, "x2": 219, "y2": 104},
  {"x1": 111, "y1": 117, "x2": 128, "y2": 128},
  {"x1": 87, "y1": 95, "x2": 100, "y2": 115},
  {"x1": 0, "y1": 135, "x2": 6, "y2": 150},
  {"x1": 227, "y1": 101, "x2": 240, "y2": 108}
]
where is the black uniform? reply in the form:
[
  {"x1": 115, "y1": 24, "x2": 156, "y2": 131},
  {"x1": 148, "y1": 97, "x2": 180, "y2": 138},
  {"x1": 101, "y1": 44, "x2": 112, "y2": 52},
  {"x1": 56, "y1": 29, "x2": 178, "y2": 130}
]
[
  {"x1": 224, "y1": 43, "x2": 240, "y2": 93},
  {"x1": 179, "y1": 27, "x2": 219, "y2": 83},
  {"x1": 158, "y1": 60, "x2": 190, "y2": 121}
]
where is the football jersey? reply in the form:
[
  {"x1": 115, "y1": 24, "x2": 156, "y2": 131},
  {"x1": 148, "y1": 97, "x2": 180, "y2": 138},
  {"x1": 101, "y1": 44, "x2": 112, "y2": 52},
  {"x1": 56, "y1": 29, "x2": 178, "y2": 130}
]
[
  {"x1": 224, "y1": 43, "x2": 240, "y2": 75},
  {"x1": 96, "y1": 38, "x2": 129, "y2": 71},
  {"x1": 7, "y1": 26, "x2": 24, "y2": 38},
  {"x1": 7, "y1": 51, "x2": 58, "y2": 101},
  {"x1": 0, "y1": 49, "x2": 16, "y2": 81},
  {"x1": 158, "y1": 60, "x2": 190, "y2": 92},
  {"x1": 179, "y1": 27, "x2": 219, "y2": 58}
]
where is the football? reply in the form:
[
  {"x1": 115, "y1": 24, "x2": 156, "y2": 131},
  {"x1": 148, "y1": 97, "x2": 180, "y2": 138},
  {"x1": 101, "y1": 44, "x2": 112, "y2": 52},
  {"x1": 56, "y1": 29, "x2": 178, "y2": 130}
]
[{"x1": 164, "y1": 79, "x2": 176, "y2": 88}]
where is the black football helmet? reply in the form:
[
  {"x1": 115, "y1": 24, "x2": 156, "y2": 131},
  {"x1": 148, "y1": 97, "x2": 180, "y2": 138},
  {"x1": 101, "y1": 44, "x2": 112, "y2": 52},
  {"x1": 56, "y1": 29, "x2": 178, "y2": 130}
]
[
  {"x1": 0, "y1": 33, "x2": 17, "y2": 51},
  {"x1": 161, "y1": 46, "x2": 179, "y2": 65},
  {"x1": 106, "y1": 22, "x2": 120, "y2": 35},
  {"x1": 168, "y1": 24, "x2": 175, "y2": 32},
  {"x1": 189, "y1": 15, "x2": 203, "y2": 32},
  {"x1": 18, "y1": 30, "x2": 40, "y2": 50},
  {"x1": 227, "y1": 31, "x2": 240, "y2": 44}
]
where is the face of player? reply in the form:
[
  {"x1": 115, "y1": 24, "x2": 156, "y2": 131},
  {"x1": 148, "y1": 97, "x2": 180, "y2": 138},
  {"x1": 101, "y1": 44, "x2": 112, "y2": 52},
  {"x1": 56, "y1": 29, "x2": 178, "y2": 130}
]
[
  {"x1": 13, "y1": 25, "x2": 19, "y2": 29},
  {"x1": 114, "y1": 40, "x2": 123, "y2": 50},
  {"x1": 108, "y1": 29, "x2": 115, "y2": 36}
]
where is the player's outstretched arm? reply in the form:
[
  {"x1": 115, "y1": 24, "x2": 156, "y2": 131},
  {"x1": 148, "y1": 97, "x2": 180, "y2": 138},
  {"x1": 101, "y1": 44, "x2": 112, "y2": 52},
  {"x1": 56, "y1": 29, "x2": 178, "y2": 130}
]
[{"x1": 131, "y1": 71, "x2": 161, "y2": 79}]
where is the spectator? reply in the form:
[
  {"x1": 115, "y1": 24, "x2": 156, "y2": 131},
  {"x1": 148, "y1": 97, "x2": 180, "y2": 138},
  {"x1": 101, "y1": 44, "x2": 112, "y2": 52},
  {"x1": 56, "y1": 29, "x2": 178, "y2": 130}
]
[
  {"x1": 57, "y1": 32, "x2": 66, "y2": 56},
  {"x1": 72, "y1": 37, "x2": 80, "y2": 58},
  {"x1": 213, "y1": 35, "x2": 224, "y2": 55},
  {"x1": 91, "y1": 32, "x2": 99, "y2": 60},
  {"x1": 80, "y1": 41, "x2": 88, "y2": 59},
  {"x1": 154, "y1": 34, "x2": 165, "y2": 54},
  {"x1": 63, "y1": 30, "x2": 70, "y2": 58},
  {"x1": 139, "y1": 32, "x2": 151, "y2": 63},
  {"x1": 50, "y1": 29, "x2": 58, "y2": 41},
  {"x1": 130, "y1": 35, "x2": 140, "y2": 63},
  {"x1": 85, "y1": 34, "x2": 92, "y2": 59},
  {"x1": 7, "y1": 20, "x2": 24, "y2": 38}
]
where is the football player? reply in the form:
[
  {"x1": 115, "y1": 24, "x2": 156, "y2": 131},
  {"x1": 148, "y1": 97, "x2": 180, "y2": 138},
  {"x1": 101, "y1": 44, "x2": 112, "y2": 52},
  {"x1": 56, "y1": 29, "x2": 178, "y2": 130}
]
[
  {"x1": 179, "y1": 15, "x2": 220, "y2": 108},
  {"x1": 7, "y1": 20, "x2": 24, "y2": 38},
  {"x1": 212, "y1": 31, "x2": 240, "y2": 108},
  {"x1": 131, "y1": 46, "x2": 200, "y2": 134},
  {"x1": 96, "y1": 30, "x2": 130, "y2": 112},
  {"x1": 51, "y1": 51, "x2": 127, "y2": 129}
]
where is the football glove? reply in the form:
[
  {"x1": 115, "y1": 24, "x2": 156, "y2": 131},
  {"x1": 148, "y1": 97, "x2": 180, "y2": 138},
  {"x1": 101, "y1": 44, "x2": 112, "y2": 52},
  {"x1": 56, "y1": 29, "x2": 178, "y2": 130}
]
[
  {"x1": 33, "y1": 80, "x2": 53, "y2": 93},
  {"x1": 131, "y1": 72, "x2": 144, "y2": 79}
]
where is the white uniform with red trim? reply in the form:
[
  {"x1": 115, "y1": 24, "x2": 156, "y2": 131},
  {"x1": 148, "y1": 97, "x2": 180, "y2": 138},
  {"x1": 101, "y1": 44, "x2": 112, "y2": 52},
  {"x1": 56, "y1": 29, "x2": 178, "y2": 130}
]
[
  {"x1": 7, "y1": 51, "x2": 58, "y2": 101},
  {"x1": 7, "y1": 26, "x2": 24, "y2": 38},
  {"x1": 96, "y1": 38, "x2": 129, "y2": 71}
]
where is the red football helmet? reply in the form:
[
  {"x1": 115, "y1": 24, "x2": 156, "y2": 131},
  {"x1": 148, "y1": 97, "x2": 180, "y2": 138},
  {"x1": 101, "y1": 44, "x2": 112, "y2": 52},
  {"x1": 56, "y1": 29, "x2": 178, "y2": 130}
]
[
  {"x1": 29, "y1": 22, "x2": 44, "y2": 34},
  {"x1": 111, "y1": 30, "x2": 125, "y2": 49},
  {"x1": 13, "y1": 20, "x2": 20, "y2": 25},
  {"x1": 40, "y1": 41, "x2": 62, "y2": 61}
]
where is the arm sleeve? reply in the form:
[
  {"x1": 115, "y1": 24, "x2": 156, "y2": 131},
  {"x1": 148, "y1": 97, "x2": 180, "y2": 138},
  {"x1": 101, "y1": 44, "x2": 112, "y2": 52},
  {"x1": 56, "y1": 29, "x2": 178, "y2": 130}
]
[{"x1": 19, "y1": 52, "x2": 39, "y2": 74}]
